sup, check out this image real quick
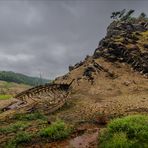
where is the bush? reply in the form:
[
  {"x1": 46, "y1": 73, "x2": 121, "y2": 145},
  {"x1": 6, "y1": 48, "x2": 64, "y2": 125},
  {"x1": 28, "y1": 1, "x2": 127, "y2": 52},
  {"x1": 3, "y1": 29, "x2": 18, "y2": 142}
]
[
  {"x1": 99, "y1": 115, "x2": 148, "y2": 148},
  {"x1": 100, "y1": 132, "x2": 133, "y2": 148},
  {"x1": 39, "y1": 120, "x2": 72, "y2": 140}
]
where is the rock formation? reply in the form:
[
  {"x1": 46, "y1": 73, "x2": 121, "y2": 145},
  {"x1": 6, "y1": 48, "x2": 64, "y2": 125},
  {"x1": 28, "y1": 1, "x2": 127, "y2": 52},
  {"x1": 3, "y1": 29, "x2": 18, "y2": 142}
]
[{"x1": 94, "y1": 20, "x2": 148, "y2": 75}]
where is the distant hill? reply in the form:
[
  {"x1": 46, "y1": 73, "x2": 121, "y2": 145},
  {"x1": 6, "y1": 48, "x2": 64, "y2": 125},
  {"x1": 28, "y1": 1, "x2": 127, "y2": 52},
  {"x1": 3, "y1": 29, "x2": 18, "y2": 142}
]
[{"x1": 0, "y1": 71, "x2": 50, "y2": 86}]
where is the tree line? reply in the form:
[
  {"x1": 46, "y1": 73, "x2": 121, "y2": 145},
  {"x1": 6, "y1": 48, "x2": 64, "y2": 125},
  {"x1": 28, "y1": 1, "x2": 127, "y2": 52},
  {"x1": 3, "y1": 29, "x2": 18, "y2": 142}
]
[{"x1": 0, "y1": 71, "x2": 50, "y2": 86}]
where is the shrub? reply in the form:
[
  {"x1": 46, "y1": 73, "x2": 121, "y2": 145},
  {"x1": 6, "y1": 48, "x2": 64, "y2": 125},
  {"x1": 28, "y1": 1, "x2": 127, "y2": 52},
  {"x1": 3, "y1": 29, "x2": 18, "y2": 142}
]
[
  {"x1": 100, "y1": 132, "x2": 133, "y2": 148},
  {"x1": 99, "y1": 115, "x2": 148, "y2": 148},
  {"x1": 39, "y1": 120, "x2": 72, "y2": 140}
]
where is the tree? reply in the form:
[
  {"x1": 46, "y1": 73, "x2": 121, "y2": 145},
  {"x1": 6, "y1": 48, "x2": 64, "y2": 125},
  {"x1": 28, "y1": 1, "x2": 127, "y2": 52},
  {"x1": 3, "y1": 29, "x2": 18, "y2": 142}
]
[
  {"x1": 121, "y1": 9, "x2": 135, "y2": 21},
  {"x1": 139, "y1": 12, "x2": 147, "y2": 19},
  {"x1": 119, "y1": 9, "x2": 126, "y2": 18},
  {"x1": 110, "y1": 11, "x2": 121, "y2": 19}
]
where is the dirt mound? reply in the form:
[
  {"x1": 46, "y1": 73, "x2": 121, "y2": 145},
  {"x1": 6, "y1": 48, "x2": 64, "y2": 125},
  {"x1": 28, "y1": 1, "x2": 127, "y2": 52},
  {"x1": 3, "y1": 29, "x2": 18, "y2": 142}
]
[{"x1": 54, "y1": 18, "x2": 148, "y2": 120}]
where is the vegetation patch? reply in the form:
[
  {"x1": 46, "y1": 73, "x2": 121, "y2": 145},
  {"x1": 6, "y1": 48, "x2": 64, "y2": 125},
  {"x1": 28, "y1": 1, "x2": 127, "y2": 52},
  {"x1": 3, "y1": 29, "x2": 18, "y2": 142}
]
[
  {"x1": 13, "y1": 112, "x2": 47, "y2": 121},
  {"x1": 0, "y1": 94, "x2": 12, "y2": 100},
  {"x1": 99, "y1": 114, "x2": 148, "y2": 148},
  {"x1": 0, "y1": 71, "x2": 50, "y2": 86},
  {"x1": 6, "y1": 131, "x2": 32, "y2": 148},
  {"x1": 15, "y1": 132, "x2": 32, "y2": 144},
  {"x1": 39, "y1": 120, "x2": 72, "y2": 140},
  {"x1": 0, "y1": 121, "x2": 29, "y2": 134}
]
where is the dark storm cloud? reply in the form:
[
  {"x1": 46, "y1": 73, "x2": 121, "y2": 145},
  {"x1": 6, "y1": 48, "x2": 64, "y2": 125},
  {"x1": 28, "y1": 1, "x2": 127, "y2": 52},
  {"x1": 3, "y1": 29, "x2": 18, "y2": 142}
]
[{"x1": 0, "y1": 0, "x2": 148, "y2": 79}]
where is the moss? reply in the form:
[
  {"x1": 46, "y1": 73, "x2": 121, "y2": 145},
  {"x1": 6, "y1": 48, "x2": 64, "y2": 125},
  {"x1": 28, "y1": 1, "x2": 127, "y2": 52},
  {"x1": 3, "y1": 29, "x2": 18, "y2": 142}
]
[
  {"x1": 113, "y1": 36, "x2": 124, "y2": 43},
  {"x1": 0, "y1": 94, "x2": 12, "y2": 100},
  {"x1": 137, "y1": 30, "x2": 148, "y2": 52}
]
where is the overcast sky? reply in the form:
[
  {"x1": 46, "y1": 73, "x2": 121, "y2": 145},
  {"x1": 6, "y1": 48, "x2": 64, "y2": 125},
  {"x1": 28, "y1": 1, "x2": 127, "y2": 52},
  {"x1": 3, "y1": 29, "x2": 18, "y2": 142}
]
[{"x1": 0, "y1": 0, "x2": 148, "y2": 79}]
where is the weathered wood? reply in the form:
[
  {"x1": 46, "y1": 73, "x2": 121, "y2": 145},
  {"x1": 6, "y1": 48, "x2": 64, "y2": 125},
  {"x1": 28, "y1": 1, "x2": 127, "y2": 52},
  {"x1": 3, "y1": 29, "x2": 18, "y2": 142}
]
[{"x1": 2, "y1": 81, "x2": 74, "y2": 114}]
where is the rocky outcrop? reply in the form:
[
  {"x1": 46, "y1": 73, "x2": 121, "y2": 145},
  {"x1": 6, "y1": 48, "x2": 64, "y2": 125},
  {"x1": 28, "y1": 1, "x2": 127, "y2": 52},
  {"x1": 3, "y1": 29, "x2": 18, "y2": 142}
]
[
  {"x1": 94, "y1": 19, "x2": 148, "y2": 76},
  {"x1": 107, "y1": 20, "x2": 148, "y2": 37},
  {"x1": 69, "y1": 61, "x2": 84, "y2": 71}
]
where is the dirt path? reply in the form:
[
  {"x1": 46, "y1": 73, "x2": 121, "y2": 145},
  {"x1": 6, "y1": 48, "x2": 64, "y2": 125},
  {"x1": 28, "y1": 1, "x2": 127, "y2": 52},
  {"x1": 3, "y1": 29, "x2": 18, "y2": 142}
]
[
  {"x1": 26, "y1": 123, "x2": 101, "y2": 148},
  {"x1": 68, "y1": 128, "x2": 99, "y2": 148}
]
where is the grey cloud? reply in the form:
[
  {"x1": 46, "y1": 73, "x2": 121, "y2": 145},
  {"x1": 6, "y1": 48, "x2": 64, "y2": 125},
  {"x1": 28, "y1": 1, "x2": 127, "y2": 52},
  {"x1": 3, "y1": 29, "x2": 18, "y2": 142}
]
[{"x1": 0, "y1": 0, "x2": 148, "y2": 79}]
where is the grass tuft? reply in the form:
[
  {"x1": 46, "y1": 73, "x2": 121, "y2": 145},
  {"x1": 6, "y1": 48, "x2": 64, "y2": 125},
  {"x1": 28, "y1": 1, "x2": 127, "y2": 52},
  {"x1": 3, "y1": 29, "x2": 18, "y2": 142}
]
[
  {"x1": 0, "y1": 121, "x2": 29, "y2": 134},
  {"x1": 39, "y1": 120, "x2": 72, "y2": 140},
  {"x1": 0, "y1": 94, "x2": 12, "y2": 100},
  {"x1": 15, "y1": 131, "x2": 32, "y2": 144},
  {"x1": 99, "y1": 114, "x2": 148, "y2": 148},
  {"x1": 13, "y1": 112, "x2": 47, "y2": 121},
  {"x1": 5, "y1": 131, "x2": 32, "y2": 148}
]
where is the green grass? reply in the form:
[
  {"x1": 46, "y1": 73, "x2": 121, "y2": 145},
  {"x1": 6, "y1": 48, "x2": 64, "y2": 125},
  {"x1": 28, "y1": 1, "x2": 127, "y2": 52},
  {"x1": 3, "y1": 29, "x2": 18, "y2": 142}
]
[
  {"x1": 15, "y1": 132, "x2": 32, "y2": 144},
  {"x1": 99, "y1": 114, "x2": 148, "y2": 148},
  {"x1": 0, "y1": 121, "x2": 29, "y2": 134},
  {"x1": 39, "y1": 120, "x2": 72, "y2": 140},
  {"x1": 2, "y1": 120, "x2": 72, "y2": 147},
  {"x1": 13, "y1": 112, "x2": 47, "y2": 121},
  {"x1": 0, "y1": 94, "x2": 12, "y2": 100},
  {"x1": 5, "y1": 131, "x2": 32, "y2": 148},
  {"x1": 4, "y1": 120, "x2": 72, "y2": 147}
]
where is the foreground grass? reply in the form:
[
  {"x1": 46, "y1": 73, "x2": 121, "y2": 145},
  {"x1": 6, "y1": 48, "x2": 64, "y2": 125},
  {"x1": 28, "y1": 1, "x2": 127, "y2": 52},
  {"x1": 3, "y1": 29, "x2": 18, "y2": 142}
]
[
  {"x1": 0, "y1": 94, "x2": 12, "y2": 100},
  {"x1": 6, "y1": 131, "x2": 32, "y2": 148},
  {"x1": 39, "y1": 120, "x2": 72, "y2": 140},
  {"x1": 0, "y1": 121, "x2": 29, "y2": 134},
  {"x1": 99, "y1": 114, "x2": 148, "y2": 148},
  {"x1": 3, "y1": 120, "x2": 72, "y2": 147},
  {"x1": 13, "y1": 111, "x2": 47, "y2": 121}
]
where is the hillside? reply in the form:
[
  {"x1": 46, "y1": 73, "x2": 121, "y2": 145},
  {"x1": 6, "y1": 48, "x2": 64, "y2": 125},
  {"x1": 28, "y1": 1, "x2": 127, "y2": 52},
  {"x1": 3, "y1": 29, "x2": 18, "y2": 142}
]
[
  {"x1": 0, "y1": 81, "x2": 31, "y2": 111},
  {"x1": 0, "y1": 80, "x2": 30, "y2": 95},
  {"x1": 0, "y1": 11, "x2": 148, "y2": 148},
  {"x1": 0, "y1": 71, "x2": 50, "y2": 86},
  {"x1": 54, "y1": 12, "x2": 148, "y2": 120}
]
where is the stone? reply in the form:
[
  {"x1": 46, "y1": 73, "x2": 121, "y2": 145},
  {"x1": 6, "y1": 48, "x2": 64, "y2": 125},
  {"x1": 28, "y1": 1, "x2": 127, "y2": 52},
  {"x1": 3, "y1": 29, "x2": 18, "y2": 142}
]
[
  {"x1": 69, "y1": 65, "x2": 74, "y2": 71},
  {"x1": 143, "y1": 44, "x2": 148, "y2": 49},
  {"x1": 123, "y1": 81, "x2": 131, "y2": 86}
]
